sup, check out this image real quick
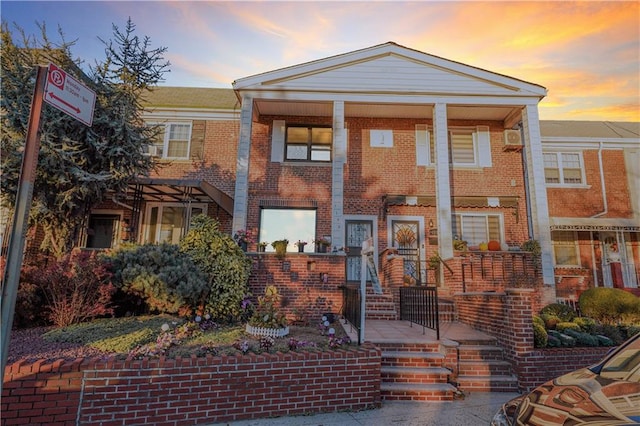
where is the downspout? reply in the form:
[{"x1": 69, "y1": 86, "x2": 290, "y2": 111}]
[
  {"x1": 519, "y1": 123, "x2": 534, "y2": 238},
  {"x1": 591, "y1": 142, "x2": 608, "y2": 218}
]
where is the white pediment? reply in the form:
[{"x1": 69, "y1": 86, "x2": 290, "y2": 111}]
[{"x1": 233, "y1": 42, "x2": 546, "y2": 99}]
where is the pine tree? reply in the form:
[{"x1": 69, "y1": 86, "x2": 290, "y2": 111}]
[{"x1": 1, "y1": 20, "x2": 170, "y2": 257}]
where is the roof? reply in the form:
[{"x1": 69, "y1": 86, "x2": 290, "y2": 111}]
[
  {"x1": 141, "y1": 87, "x2": 239, "y2": 110},
  {"x1": 540, "y1": 121, "x2": 640, "y2": 139}
]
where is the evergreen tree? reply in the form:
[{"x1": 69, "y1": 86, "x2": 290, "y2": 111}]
[{"x1": 1, "y1": 20, "x2": 169, "y2": 257}]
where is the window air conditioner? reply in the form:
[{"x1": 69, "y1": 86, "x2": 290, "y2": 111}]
[{"x1": 503, "y1": 130, "x2": 523, "y2": 151}]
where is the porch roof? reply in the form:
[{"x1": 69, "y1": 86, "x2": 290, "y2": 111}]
[
  {"x1": 129, "y1": 178, "x2": 234, "y2": 215},
  {"x1": 550, "y1": 217, "x2": 640, "y2": 232}
]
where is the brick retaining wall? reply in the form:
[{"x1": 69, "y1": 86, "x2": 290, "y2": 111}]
[{"x1": 2, "y1": 345, "x2": 381, "y2": 426}]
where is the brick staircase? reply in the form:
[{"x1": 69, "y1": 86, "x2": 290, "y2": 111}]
[
  {"x1": 378, "y1": 341, "x2": 457, "y2": 401},
  {"x1": 454, "y1": 337, "x2": 519, "y2": 392},
  {"x1": 365, "y1": 292, "x2": 397, "y2": 320}
]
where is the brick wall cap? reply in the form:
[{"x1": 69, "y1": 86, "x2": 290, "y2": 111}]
[
  {"x1": 453, "y1": 291, "x2": 506, "y2": 297},
  {"x1": 505, "y1": 288, "x2": 535, "y2": 294}
]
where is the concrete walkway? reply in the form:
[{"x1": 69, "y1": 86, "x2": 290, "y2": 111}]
[{"x1": 207, "y1": 391, "x2": 519, "y2": 425}]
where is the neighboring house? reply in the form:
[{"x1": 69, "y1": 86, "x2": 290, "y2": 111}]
[{"x1": 82, "y1": 42, "x2": 638, "y2": 304}]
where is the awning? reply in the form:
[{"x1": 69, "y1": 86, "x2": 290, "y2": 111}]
[
  {"x1": 128, "y1": 178, "x2": 234, "y2": 215},
  {"x1": 550, "y1": 217, "x2": 640, "y2": 232},
  {"x1": 384, "y1": 195, "x2": 519, "y2": 208}
]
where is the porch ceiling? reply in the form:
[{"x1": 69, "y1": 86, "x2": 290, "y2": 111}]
[
  {"x1": 129, "y1": 178, "x2": 234, "y2": 215},
  {"x1": 253, "y1": 99, "x2": 521, "y2": 122}
]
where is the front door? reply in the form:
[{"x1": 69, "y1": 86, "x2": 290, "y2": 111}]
[
  {"x1": 345, "y1": 220, "x2": 373, "y2": 284},
  {"x1": 392, "y1": 220, "x2": 420, "y2": 285},
  {"x1": 601, "y1": 232, "x2": 638, "y2": 289}
]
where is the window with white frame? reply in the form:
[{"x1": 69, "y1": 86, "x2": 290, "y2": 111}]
[
  {"x1": 145, "y1": 122, "x2": 192, "y2": 159},
  {"x1": 285, "y1": 125, "x2": 332, "y2": 162},
  {"x1": 144, "y1": 203, "x2": 206, "y2": 244},
  {"x1": 552, "y1": 230, "x2": 579, "y2": 266},
  {"x1": 543, "y1": 152, "x2": 584, "y2": 185},
  {"x1": 448, "y1": 126, "x2": 492, "y2": 167},
  {"x1": 259, "y1": 208, "x2": 317, "y2": 252},
  {"x1": 452, "y1": 214, "x2": 502, "y2": 246}
]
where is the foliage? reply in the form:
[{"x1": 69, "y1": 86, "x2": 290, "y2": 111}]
[
  {"x1": 521, "y1": 239, "x2": 541, "y2": 257},
  {"x1": 21, "y1": 249, "x2": 115, "y2": 327},
  {"x1": 453, "y1": 238, "x2": 468, "y2": 251},
  {"x1": 0, "y1": 20, "x2": 169, "y2": 257},
  {"x1": 573, "y1": 316, "x2": 596, "y2": 333},
  {"x1": 271, "y1": 239, "x2": 289, "y2": 259},
  {"x1": 562, "y1": 329, "x2": 599, "y2": 347},
  {"x1": 540, "y1": 303, "x2": 577, "y2": 322},
  {"x1": 107, "y1": 243, "x2": 209, "y2": 315},
  {"x1": 579, "y1": 287, "x2": 640, "y2": 325},
  {"x1": 179, "y1": 215, "x2": 252, "y2": 322},
  {"x1": 248, "y1": 285, "x2": 288, "y2": 329},
  {"x1": 556, "y1": 322, "x2": 580, "y2": 333},
  {"x1": 14, "y1": 275, "x2": 45, "y2": 327},
  {"x1": 233, "y1": 229, "x2": 254, "y2": 244},
  {"x1": 533, "y1": 322, "x2": 548, "y2": 348},
  {"x1": 539, "y1": 313, "x2": 561, "y2": 330}
]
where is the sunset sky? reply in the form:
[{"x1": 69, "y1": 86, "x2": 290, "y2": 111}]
[{"x1": 2, "y1": 1, "x2": 639, "y2": 121}]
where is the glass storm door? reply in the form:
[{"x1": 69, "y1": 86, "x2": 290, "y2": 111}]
[
  {"x1": 345, "y1": 220, "x2": 373, "y2": 284},
  {"x1": 392, "y1": 220, "x2": 420, "y2": 285}
]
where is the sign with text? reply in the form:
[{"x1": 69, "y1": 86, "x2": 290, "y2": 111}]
[{"x1": 43, "y1": 63, "x2": 96, "y2": 126}]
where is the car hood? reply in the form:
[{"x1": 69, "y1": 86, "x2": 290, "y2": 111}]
[{"x1": 515, "y1": 367, "x2": 640, "y2": 425}]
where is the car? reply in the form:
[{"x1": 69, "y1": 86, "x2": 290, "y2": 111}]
[{"x1": 491, "y1": 333, "x2": 640, "y2": 425}]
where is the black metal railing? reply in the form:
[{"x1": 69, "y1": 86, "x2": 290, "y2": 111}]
[
  {"x1": 399, "y1": 286, "x2": 440, "y2": 339},
  {"x1": 341, "y1": 285, "x2": 362, "y2": 344}
]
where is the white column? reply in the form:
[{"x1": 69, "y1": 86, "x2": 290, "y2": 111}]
[
  {"x1": 522, "y1": 104, "x2": 555, "y2": 288},
  {"x1": 433, "y1": 103, "x2": 454, "y2": 259},
  {"x1": 232, "y1": 95, "x2": 253, "y2": 233},
  {"x1": 331, "y1": 101, "x2": 346, "y2": 250}
]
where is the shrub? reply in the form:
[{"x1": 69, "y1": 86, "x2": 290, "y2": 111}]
[
  {"x1": 180, "y1": 215, "x2": 252, "y2": 322},
  {"x1": 626, "y1": 325, "x2": 640, "y2": 339},
  {"x1": 573, "y1": 316, "x2": 596, "y2": 333},
  {"x1": 547, "y1": 330, "x2": 576, "y2": 347},
  {"x1": 107, "y1": 243, "x2": 209, "y2": 315},
  {"x1": 593, "y1": 324, "x2": 626, "y2": 345},
  {"x1": 533, "y1": 322, "x2": 548, "y2": 348},
  {"x1": 556, "y1": 322, "x2": 581, "y2": 333},
  {"x1": 579, "y1": 288, "x2": 640, "y2": 325},
  {"x1": 23, "y1": 250, "x2": 115, "y2": 327},
  {"x1": 540, "y1": 313, "x2": 561, "y2": 330},
  {"x1": 533, "y1": 315, "x2": 545, "y2": 329},
  {"x1": 540, "y1": 303, "x2": 577, "y2": 322},
  {"x1": 562, "y1": 329, "x2": 599, "y2": 347},
  {"x1": 547, "y1": 334, "x2": 561, "y2": 347}
]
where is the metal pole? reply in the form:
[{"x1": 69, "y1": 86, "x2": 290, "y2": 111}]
[{"x1": 1, "y1": 66, "x2": 47, "y2": 388}]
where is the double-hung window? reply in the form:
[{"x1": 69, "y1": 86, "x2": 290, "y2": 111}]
[
  {"x1": 286, "y1": 125, "x2": 332, "y2": 162},
  {"x1": 552, "y1": 230, "x2": 579, "y2": 266},
  {"x1": 448, "y1": 126, "x2": 492, "y2": 167},
  {"x1": 543, "y1": 152, "x2": 584, "y2": 185},
  {"x1": 452, "y1": 214, "x2": 502, "y2": 246},
  {"x1": 146, "y1": 122, "x2": 192, "y2": 159}
]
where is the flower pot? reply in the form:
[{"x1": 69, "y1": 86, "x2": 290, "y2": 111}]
[
  {"x1": 257, "y1": 245, "x2": 266, "y2": 252},
  {"x1": 238, "y1": 241, "x2": 248, "y2": 252},
  {"x1": 297, "y1": 245, "x2": 305, "y2": 253},
  {"x1": 316, "y1": 244, "x2": 328, "y2": 253}
]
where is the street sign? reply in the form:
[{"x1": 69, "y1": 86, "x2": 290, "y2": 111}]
[{"x1": 43, "y1": 63, "x2": 96, "y2": 126}]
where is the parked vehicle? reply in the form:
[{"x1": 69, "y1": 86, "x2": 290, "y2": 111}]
[{"x1": 491, "y1": 334, "x2": 640, "y2": 425}]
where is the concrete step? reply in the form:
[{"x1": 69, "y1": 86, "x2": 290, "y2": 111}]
[
  {"x1": 382, "y1": 351, "x2": 446, "y2": 368},
  {"x1": 458, "y1": 360, "x2": 513, "y2": 376},
  {"x1": 458, "y1": 344, "x2": 506, "y2": 361},
  {"x1": 381, "y1": 366, "x2": 451, "y2": 384},
  {"x1": 381, "y1": 382, "x2": 457, "y2": 401}
]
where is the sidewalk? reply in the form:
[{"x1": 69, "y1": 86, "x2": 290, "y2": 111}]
[{"x1": 207, "y1": 391, "x2": 519, "y2": 426}]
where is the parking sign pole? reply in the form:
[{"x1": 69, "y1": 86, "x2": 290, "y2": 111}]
[{"x1": 1, "y1": 66, "x2": 47, "y2": 389}]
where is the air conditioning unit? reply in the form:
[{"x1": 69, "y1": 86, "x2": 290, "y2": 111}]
[
  {"x1": 143, "y1": 145, "x2": 159, "y2": 157},
  {"x1": 503, "y1": 129, "x2": 523, "y2": 151}
]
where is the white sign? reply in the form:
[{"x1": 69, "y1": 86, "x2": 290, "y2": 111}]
[{"x1": 43, "y1": 63, "x2": 96, "y2": 126}]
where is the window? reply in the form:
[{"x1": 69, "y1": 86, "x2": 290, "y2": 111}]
[
  {"x1": 452, "y1": 214, "x2": 502, "y2": 246},
  {"x1": 86, "y1": 214, "x2": 120, "y2": 249},
  {"x1": 286, "y1": 125, "x2": 332, "y2": 162},
  {"x1": 146, "y1": 122, "x2": 192, "y2": 159},
  {"x1": 448, "y1": 126, "x2": 492, "y2": 167},
  {"x1": 144, "y1": 203, "x2": 206, "y2": 244},
  {"x1": 259, "y1": 208, "x2": 316, "y2": 252},
  {"x1": 552, "y1": 230, "x2": 579, "y2": 266},
  {"x1": 544, "y1": 152, "x2": 584, "y2": 185}
]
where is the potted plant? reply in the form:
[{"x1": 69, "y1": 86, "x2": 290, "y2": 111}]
[
  {"x1": 246, "y1": 285, "x2": 289, "y2": 337},
  {"x1": 233, "y1": 229, "x2": 254, "y2": 251},
  {"x1": 294, "y1": 240, "x2": 307, "y2": 253},
  {"x1": 271, "y1": 239, "x2": 289, "y2": 259},
  {"x1": 313, "y1": 237, "x2": 331, "y2": 253},
  {"x1": 257, "y1": 241, "x2": 268, "y2": 252}
]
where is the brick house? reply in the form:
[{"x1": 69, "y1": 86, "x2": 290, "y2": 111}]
[{"x1": 82, "y1": 42, "x2": 639, "y2": 314}]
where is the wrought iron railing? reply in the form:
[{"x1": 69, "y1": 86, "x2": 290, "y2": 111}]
[
  {"x1": 399, "y1": 286, "x2": 440, "y2": 339},
  {"x1": 341, "y1": 285, "x2": 362, "y2": 344}
]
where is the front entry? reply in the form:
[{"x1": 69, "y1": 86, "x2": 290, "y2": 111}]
[
  {"x1": 345, "y1": 220, "x2": 373, "y2": 285},
  {"x1": 601, "y1": 231, "x2": 638, "y2": 289},
  {"x1": 391, "y1": 220, "x2": 421, "y2": 285}
]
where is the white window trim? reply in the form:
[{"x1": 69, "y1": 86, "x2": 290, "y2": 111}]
[
  {"x1": 448, "y1": 126, "x2": 491, "y2": 168},
  {"x1": 543, "y1": 151, "x2": 588, "y2": 188},
  {"x1": 453, "y1": 213, "x2": 505, "y2": 246},
  {"x1": 147, "y1": 121, "x2": 193, "y2": 160},
  {"x1": 143, "y1": 202, "x2": 207, "y2": 243}
]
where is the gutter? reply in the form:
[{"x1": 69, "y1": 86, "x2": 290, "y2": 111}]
[{"x1": 591, "y1": 142, "x2": 608, "y2": 218}]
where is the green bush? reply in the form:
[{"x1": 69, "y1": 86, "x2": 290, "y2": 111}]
[
  {"x1": 593, "y1": 324, "x2": 626, "y2": 345},
  {"x1": 533, "y1": 315, "x2": 545, "y2": 329},
  {"x1": 556, "y1": 322, "x2": 581, "y2": 333},
  {"x1": 533, "y1": 322, "x2": 548, "y2": 348},
  {"x1": 547, "y1": 334, "x2": 561, "y2": 347},
  {"x1": 579, "y1": 287, "x2": 640, "y2": 326},
  {"x1": 540, "y1": 313, "x2": 561, "y2": 330},
  {"x1": 563, "y1": 329, "x2": 599, "y2": 347},
  {"x1": 573, "y1": 316, "x2": 596, "y2": 333},
  {"x1": 596, "y1": 334, "x2": 614, "y2": 346},
  {"x1": 107, "y1": 243, "x2": 209, "y2": 315},
  {"x1": 626, "y1": 325, "x2": 640, "y2": 339},
  {"x1": 540, "y1": 303, "x2": 577, "y2": 322},
  {"x1": 180, "y1": 215, "x2": 252, "y2": 323},
  {"x1": 548, "y1": 330, "x2": 576, "y2": 347}
]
